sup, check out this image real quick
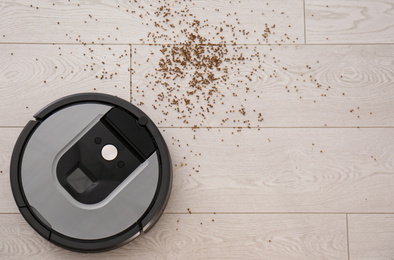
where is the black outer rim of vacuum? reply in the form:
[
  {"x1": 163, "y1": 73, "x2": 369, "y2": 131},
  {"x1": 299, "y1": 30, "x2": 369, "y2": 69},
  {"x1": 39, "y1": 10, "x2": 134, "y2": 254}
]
[{"x1": 10, "y1": 93, "x2": 172, "y2": 252}]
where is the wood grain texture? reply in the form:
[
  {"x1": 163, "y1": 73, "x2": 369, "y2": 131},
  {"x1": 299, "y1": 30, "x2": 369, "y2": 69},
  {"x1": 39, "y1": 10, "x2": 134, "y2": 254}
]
[
  {"x1": 348, "y1": 214, "x2": 394, "y2": 260},
  {"x1": 0, "y1": 0, "x2": 392, "y2": 257},
  {"x1": 161, "y1": 128, "x2": 394, "y2": 213},
  {"x1": 0, "y1": 44, "x2": 130, "y2": 126},
  {"x1": 0, "y1": 213, "x2": 347, "y2": 259},
  {"x1": 0, "y1": 129, "x2": 20, "y2": 214},
  {"x1": 1, "y1": 128, "x2": 393, "y2": 214},
  {"x1": 0, "y1": 0, "x2": 304, "y2": 44},
  {"x1": 132, "y1": 44, "x2": 394, "y2": 127},
  {"x1": 305, "y1": 0, "x2": 394, "y2": 43}
]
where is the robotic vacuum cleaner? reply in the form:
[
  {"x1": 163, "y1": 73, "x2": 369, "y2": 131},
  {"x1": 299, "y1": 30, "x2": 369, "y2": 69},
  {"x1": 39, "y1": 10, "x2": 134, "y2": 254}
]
[{"x1": 10, "y1": 93, "x2": 172, "y2": 252}]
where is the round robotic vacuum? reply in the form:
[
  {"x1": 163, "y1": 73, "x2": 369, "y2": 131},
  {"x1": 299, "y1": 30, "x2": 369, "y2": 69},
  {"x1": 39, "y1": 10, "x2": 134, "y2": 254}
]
[{"x1": 10, "y1": 93, "x2": 172, "y2": 252}]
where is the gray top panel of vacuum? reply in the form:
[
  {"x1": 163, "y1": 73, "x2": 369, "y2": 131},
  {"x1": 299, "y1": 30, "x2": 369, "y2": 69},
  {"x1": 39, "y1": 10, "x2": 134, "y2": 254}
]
[{"x1": 21, "y1": 103, "x2": 159, "y2": 239}]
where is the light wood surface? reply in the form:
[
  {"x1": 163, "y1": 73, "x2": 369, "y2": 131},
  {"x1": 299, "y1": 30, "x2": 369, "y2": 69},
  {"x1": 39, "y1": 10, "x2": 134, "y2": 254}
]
[
  {"x1": 0, "y1": 0, "x2": 304, "y2": 44},
  {"x1": 132, "y1": 44, "x2": 394, "y2": 127},
  {"x1": 0, "y1": 0, "x2": 393, "y2": 259},
  {"x1": 0, "y1": 129, "x2": 20, "y2": 214},
  {"x1": 348, "y1": 214, "x2": 394, "y2": 260},
  {"x1": 0, "y1": 44, "x2": 130, "y2": 126},
  {"x1": 305, "y1": 0, "x2": 394, "y2": 43},
  {"x1": 1, "y1": 127, "x2": 393, "y2": 214},
  {"x1": 162, "y1": 127, "x2": 394, "y2": 213},
  {"x1": 0, "y1": 213, "x2": 347, "y2": 260}
]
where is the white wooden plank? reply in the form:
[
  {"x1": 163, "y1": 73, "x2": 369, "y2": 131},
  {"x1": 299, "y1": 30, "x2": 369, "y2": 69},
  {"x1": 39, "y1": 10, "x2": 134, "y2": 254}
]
[
  {"x1": 0, "y1": 213, "x2": 347, "y2": 259},
  {"x1": 132, "y1": 44, "x2": 394, "y2": 127},
  {"x1": 348, "y1": 214, "x2": 394, "y2": 260},
  {"x1": 163, "y1": 128, "x2": 394, "y2": 213},
  {"x1": 0, "y1": 0, "x2": 304, "y2": 44},
  {"x1": 305, "y1": 0, "x2": 394, "y2": 44},
  {"x1": 0, "y1": 44, "x2": 130, "y2": 126},
  {"x1": 0, "y1": 129, "x2": 20, "y2": 214},
  {"x1": 162, "y1": 128, "x2": 394, "y2": 213},
  {"x1": 1, "y1": 128, "x2": 393, "y2": 214}
]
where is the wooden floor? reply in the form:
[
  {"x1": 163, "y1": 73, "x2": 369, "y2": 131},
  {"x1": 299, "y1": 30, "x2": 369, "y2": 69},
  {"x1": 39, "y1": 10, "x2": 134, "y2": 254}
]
[{"x1": 0, "y1": 0, "x2": 393, "y2": 259}]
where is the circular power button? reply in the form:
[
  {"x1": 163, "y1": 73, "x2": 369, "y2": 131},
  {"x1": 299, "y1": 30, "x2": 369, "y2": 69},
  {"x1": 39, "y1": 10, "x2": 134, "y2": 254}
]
[{"x1": 101, "y1": 144, "x2": 118, "y2": 161}]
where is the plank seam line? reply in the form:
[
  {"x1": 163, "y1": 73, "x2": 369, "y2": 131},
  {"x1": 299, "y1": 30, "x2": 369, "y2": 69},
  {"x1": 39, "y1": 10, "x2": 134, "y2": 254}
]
[
  {"x1": 155, "y1": 126, "x2": 394, "y2": 129},
  {"x1": 0, "y1": 42, "x2": 394, "y2": 46},
  {"x1": 346, "y1": 214, "x2": 350, "y2": 260},
  {"x1": 129, "y1": 44, "x2": 133, "y2": 103},
  {"x1": 2, "y1": 212, "x2": 394, "y2": 215},
  {"x1": 1, "y1": 126, "x2": 394, "y2": 129},
  {"x1": 303, "y1": 0, "x2": 306, "y2": 44},
  {"x1": 162, "y1": 212, "x2": 394, "y2": 215}
]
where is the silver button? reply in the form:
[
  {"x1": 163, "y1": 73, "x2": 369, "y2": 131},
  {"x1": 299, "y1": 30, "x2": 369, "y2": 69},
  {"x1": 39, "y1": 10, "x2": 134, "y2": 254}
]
[{"x1": 101, "y1": 144, "x2": 118, "y2": 161}]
